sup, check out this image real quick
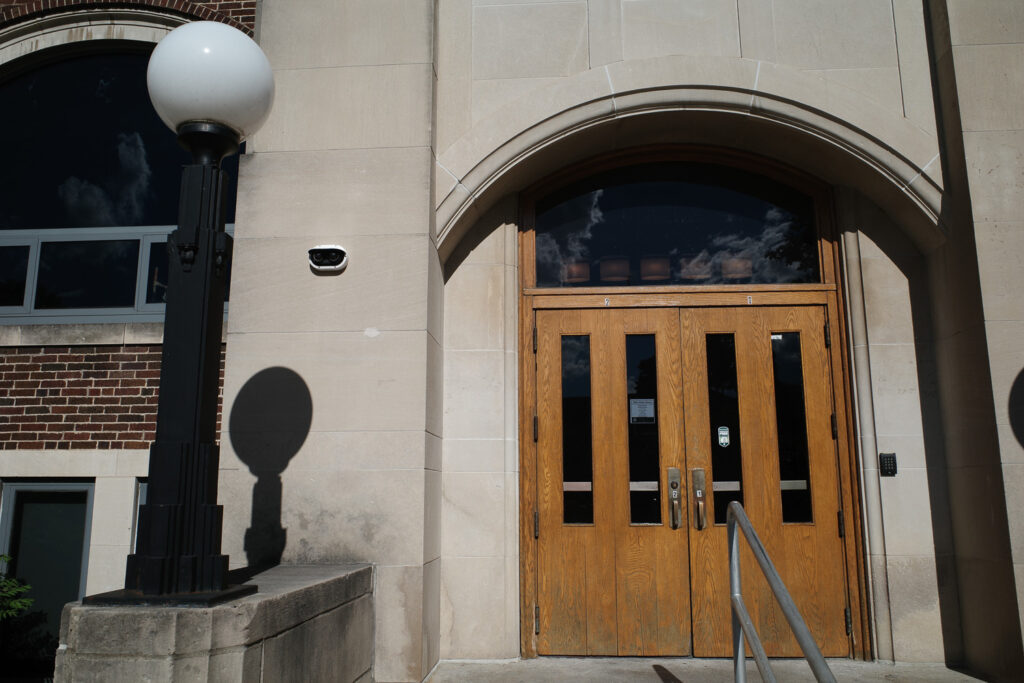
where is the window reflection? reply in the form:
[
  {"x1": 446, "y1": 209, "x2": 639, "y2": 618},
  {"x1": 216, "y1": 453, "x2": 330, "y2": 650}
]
[
  {"x1": 0, "y1": 245, "x2": 30, "y2": 306},
  {"x1": 535, "y1": 163, "x2": 819, "y2": 287},
  {"x1": 562, "y1": 335, "x2": 594, "y2": 524},
  {"x1": 35, "y1": 240, "x2": 139, "y2": 309},
  {"x1": 0, "y1": 50, "x2": 238, "y2": 230}
]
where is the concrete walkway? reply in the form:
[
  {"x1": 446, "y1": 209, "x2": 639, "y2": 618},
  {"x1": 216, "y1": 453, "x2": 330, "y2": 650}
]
[{"x1": 426, "y1": 658, "x2": 984, "y2": 682}]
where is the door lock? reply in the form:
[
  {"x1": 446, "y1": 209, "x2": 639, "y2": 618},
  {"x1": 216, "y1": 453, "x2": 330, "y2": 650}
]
[
  {"x1": 667, "y1": 467, "x2": 682, "y2": 529},
  {"x1": 692, "y1": 468, "x2": 707, "y2": 531}
]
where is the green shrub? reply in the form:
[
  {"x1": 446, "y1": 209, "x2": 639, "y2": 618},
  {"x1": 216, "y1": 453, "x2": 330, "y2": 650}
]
[{"x1": 0, "y1": 554, "x2": 33, "y2": 621}]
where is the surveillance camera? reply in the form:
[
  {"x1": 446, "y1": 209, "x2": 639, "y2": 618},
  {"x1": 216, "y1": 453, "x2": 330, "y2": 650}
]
[{"x1": 308, "y1": 245, "x2": 348, "y2": 273}]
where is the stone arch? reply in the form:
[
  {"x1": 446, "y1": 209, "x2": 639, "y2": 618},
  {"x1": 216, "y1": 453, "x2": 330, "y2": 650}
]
[
  {"x1": 435, "y1": 55, "x2": 944, "y2": 265},
  {"x1": 436, "y1": 55, "x2": 958, "y2": 663},
  {"x1": 0, "y1": 8, "x2": 184, "y2": 70},
  {"x1": 0, "y1": 1, "x2": 251, "y2": 36}
]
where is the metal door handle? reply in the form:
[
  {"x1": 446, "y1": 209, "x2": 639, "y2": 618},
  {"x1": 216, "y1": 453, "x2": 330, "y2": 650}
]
[
  {"x1": 692, "y1": 468, "x2": 707, "y2": 530},
  {"x1": 668, "y1": 467, "x2": 682, "y2": 529}
]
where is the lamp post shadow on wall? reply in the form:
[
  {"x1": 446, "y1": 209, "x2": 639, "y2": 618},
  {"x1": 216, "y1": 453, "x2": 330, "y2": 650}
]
[{"x1": 84, "y1": 21, "x2": 274, "y2": 605}]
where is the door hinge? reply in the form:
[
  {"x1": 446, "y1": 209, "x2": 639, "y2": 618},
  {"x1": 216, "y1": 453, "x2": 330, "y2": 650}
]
[
  {"x1": 844, "y1": 606, "x2": 852, "y2": 635},
  {"x1": 534, "y1": 509, "x2": 539, "y2": 539},
  {"x1": 533, "y1": 414, "x2": 538, "y2": 442},
  {"x1": 837, "y1": 510, "x2": 845, "y2": 538},
  {"x1": 824, "y1": 323, "x2": 831, "y2": 348},
  {"x1": 534, "y1": 604, "x2": 540, "y2": 634},
  {"x1": 830, "y1": 413, "x2": 838, "y2": 440},
  {"x1": 532, "y1": 326, "x2": 537, "y2": 353}
]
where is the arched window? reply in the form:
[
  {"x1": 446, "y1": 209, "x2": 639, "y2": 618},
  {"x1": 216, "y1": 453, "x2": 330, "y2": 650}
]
[
  {"x1": 530, "y1": 161, "x2": 822, "y2": 288},
  {"x1": 0, "y1": 44, "x2": 238, "y2": 321}
]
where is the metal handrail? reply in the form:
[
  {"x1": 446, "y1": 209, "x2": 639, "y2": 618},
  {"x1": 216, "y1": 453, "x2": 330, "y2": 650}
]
[{"x1": 727, "y1": 501, "x2": 837, "y2": 683}]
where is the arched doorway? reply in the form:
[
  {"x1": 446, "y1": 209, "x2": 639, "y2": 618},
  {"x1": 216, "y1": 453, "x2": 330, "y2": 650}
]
[{"x1": 518, "y1": 148, "x2": 863, "y2": 658}]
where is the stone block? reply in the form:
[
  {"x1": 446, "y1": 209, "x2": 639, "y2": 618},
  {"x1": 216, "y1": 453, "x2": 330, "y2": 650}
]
[
  {"x1": 622, "y1": 0, "x2": 740, "y2": 60},
  {"x1": 260, "y1": 0, "x2": 433, "y2": 70},
  {"x1": 809, "y1": 66, "x2": 903, "y2": 115},
  {"x1": 772, "y1": 0, "x2": 898, "y2": 69},
  {"x1": 588, "y1": 0, "x2": 623, "y2": 67},
  {"x1": 964, "y1": 130, "x2": 1024, "y2": 224},
  {"x1": 471, "y1": 76, "x2": 562, "y2": 125},
  {"x1": 57, "y1": 565, "x2": 373, "y2": 683},
  {"x1": 948, "y1": 0, "x2": 1024, "y2": 46},
  {"x1": 223, "y1": 330, "x2": 428, "y2": 433},
  {"x1": 262, "y1": 594, "x2": 374, "y2": 683},
  {"x1": 374, "y1": 564, "x2": 425, "y2": 682},
  {"x1": 435, "y1": 0, "x2": 473, "y2": 152},
  {"x1": 886, "y1": 555, "x2": 946, "y2": 662},
  {"x1": 868, "y1": 343, "x2": 925, "y2": 437},
  {"x1": 892, "y1": 0, "x2": 937, "y2": 134},
  {"x1": 18, "y1": 323, "x2": 125, "y2": 346},
  {"x1": 954, "y1": 44, "x2": 1024, "y2": 132},
  {"x1": 255, "y1": 64, "x2": 433, "y2": 153},
  {"x1": 441, "y1": 471, "x2": 506, "y2": 557},
  {"x1": 975, "y1": 221, "x2": 1024, "y2": 322},
  {"x1": 880, "y1": 467, "x2": 937, "y2": 557},
  {"x1": 441, "y1": 555, "x2": 508, "y2": 658},
  {"x1": 276, "y1": 468, "x2": 426, "y2": 566},
  {"x1": 443, "y1": 349, "x2": 506, "y2": 439},
  {"x1": 737, "y1": 0, "x2": 775, "y2": 60},
  {"x1": 227, "y1": 234, "x2": 431, "y2": 334},
  {"x1": 472, "y1": 2, "x2": 589, "y2": 80},
  {"x1": 234, "y1": 147, "x2": 432, "y2": 240},
  {"x1": 445, "y1": 263, "x2": 506, "y2": 350}
]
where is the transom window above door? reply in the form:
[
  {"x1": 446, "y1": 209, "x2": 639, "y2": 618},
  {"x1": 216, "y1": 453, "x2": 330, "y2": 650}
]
[{"x1": 532, "y1": 161, "x2": 821, "y2": 288}]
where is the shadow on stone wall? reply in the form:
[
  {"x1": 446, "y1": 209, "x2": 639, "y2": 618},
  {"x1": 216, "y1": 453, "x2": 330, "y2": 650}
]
[
  {"x1": 228, "y1": 367, "x2": 312, "y2": 577},
  {"x1": 1009, "y1": 370, "x2": 1024, "y2": 449}
]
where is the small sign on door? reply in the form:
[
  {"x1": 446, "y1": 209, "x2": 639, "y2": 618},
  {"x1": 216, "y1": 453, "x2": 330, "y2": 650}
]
[
  {"x1": 629, "y1": 398, "x2": 655, "y2": 424},
  {"x1": 718, "y1": 426, "x2": 730, "y2": 447}
]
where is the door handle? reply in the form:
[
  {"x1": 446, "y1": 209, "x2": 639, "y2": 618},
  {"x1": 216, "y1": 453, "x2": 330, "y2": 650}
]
[
  {"x1": 667, "y1": 467, "x2": 682, "y2": 529},
  {"x1": 691, "y1": 468, "x2": 707, "y2": 530}
]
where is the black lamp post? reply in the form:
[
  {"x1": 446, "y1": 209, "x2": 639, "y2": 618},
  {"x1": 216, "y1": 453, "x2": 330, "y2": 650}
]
[{"x1": 86, "y1": 21, "x2": 274, "y2": 604}]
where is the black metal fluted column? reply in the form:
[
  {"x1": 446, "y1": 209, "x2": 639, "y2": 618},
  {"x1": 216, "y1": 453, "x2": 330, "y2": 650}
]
[{"x1": 92, "y1": 123, "x2": 255, "y2": 603}]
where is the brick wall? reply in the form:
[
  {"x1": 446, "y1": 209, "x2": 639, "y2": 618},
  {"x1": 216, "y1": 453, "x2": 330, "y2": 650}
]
[
  {"x1": 0, "y1": 345, "x2": 224, "y2": 450},
  {"x1": 0, "y1": 1, "x2": 257, "y2": 34}
]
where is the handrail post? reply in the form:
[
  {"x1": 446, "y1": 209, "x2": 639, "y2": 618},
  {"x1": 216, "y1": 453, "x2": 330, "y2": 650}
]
[
  {"x1": 726, "y1": 501, "x2": 837, "y2": 683},
  {"x1": 729, "y1": 513, "x2": 745, "y2": 683}
]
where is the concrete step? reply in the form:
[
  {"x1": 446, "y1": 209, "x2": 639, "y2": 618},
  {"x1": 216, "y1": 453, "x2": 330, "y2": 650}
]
[{"x1": 426, "y1": 658, "x2": 983, "y2": 682}]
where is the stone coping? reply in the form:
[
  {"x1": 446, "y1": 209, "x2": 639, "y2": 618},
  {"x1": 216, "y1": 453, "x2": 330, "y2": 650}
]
[{"x1": 59, "y1": 564, "x2": 372, "y2": 657}]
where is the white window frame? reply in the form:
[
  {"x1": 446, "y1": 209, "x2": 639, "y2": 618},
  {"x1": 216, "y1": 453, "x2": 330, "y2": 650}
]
[{"x1": 0, "y1": 480, "x2": 95, "y2": 601}]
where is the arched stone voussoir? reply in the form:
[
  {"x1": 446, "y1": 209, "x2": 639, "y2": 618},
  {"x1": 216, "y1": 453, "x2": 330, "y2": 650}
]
[{"x1": 435, "y1": 55, "x2": 944, "y2": 264}]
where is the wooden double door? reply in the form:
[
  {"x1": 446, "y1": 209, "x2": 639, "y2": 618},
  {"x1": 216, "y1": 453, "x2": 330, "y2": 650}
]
[{"x1": 534, "y1": 305, "x2": 850, "y2": 657}]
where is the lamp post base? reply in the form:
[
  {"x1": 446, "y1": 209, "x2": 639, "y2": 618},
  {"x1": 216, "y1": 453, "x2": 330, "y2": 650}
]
[{"x1": 82, "y1": 582, "x2": 257, "y2": 607}]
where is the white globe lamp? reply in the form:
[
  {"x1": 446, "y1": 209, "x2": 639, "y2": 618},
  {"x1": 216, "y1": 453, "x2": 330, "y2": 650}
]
[{"x1": 147, "y1": 21, "x2": 274, "y2": 160}]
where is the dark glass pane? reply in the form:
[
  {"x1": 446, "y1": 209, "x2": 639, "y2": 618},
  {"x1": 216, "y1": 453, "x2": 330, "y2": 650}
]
[
  {"x1": 0, "y1": 51, "x2": 238, "y2": 230},
  {"x1": 3, "y1": 491, "x2": 88, "y2": 678},
  {"x1": 35, "y1": 240, "x2": 139, "y2": 309},
  {"x1": 0, "y1": 245, "x2": 30, "y2": 306},
  {"x1": 707, "y1": 334, "x2": 743, "y2": 523},
  {"x1": 626, "y1": 334, "x2": 661, "y2": 524},
  {"x1": 535, "y1": 163, "x2": 818, "y2": 287},
  {"x1": 562, "y1": 335, "x2": 593, "y2": 524},
  {"x1": 771, "y1": 332, "x2": 813, "y2": 523},
  {"x1": 145, "y1": 241, "x2": 170, "y2": 304}
]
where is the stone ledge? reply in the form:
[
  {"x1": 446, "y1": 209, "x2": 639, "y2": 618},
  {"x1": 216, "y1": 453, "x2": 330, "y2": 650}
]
[{"x1": 56, "y1": 564, "x2": 374, "y2": 683}]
